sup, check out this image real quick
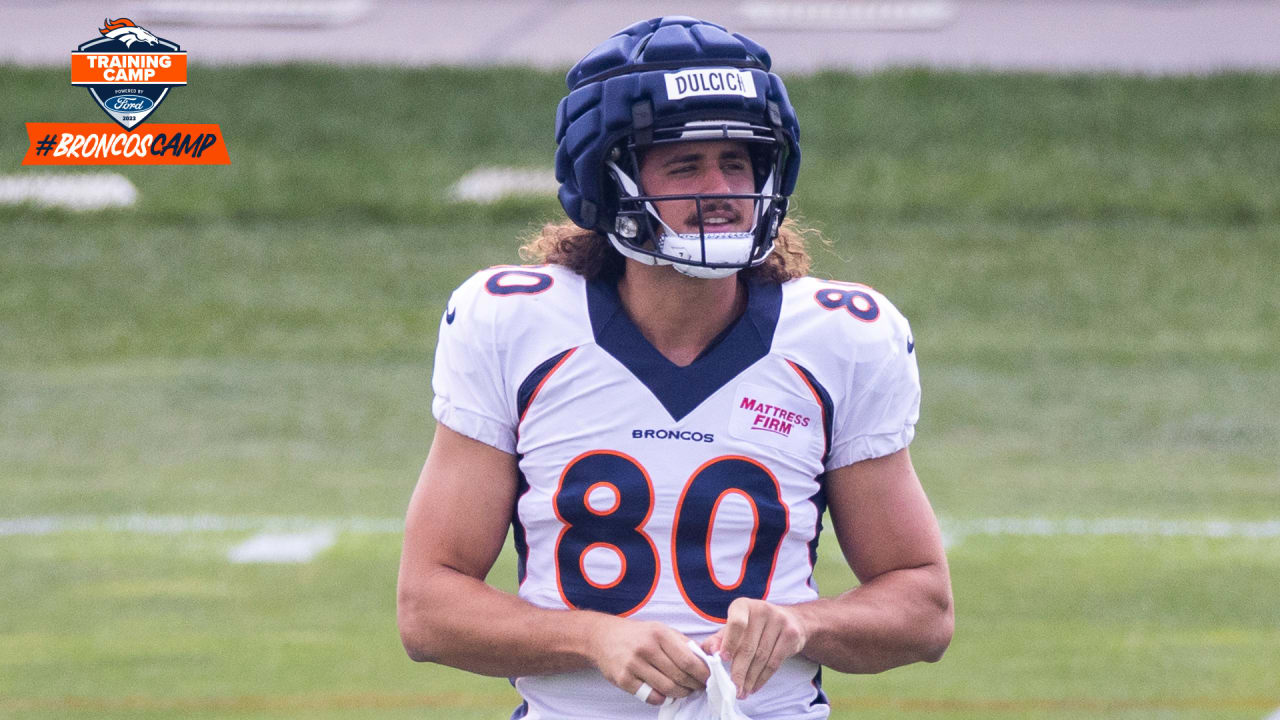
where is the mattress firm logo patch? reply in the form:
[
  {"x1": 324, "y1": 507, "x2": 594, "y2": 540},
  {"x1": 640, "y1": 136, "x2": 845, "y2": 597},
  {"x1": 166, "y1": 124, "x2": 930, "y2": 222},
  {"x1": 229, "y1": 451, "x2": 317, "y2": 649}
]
[
  {"x1": 728, "y1": 383, "x2": 818, "y2": 457},
  {"x1": 740, "y1": 396, "x2": 810, "y2": 437},
  {"x1": 663, "y1": 68, "x2": 757, "y2": 100}
]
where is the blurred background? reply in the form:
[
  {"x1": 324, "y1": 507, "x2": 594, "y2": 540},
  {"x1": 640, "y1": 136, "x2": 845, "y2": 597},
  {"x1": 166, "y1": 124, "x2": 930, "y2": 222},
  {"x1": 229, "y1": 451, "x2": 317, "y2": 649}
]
[{"x1": 2, "y1": 1, "x2": 1278, "y2": 718}]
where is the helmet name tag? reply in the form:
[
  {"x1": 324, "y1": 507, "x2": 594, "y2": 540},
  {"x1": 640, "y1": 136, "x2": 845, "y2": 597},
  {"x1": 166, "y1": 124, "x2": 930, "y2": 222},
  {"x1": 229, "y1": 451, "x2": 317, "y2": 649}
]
[{"x1": 663, "y1": 69, "x2": 757, "y2": 100}]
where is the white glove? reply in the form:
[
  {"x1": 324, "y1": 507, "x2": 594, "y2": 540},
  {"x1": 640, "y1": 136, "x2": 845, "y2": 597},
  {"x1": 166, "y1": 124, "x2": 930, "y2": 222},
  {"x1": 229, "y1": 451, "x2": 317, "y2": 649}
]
[{"x1": 657, "y1": 640, "x2": 755, "y2": 720}]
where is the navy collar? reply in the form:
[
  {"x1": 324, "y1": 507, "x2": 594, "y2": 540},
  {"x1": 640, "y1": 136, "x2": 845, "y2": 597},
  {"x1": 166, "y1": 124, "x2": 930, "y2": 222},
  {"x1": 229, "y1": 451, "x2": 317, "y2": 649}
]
[{"x1": 587, "y1": 276, "x2": 782, "y2": 421}]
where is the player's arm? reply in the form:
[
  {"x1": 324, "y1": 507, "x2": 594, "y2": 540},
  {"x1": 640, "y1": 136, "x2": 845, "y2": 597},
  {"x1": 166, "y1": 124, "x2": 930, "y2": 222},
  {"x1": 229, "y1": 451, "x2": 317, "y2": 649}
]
[
  {"x1": 701, "y1": 445, "x2": 952, "y2": 691},
  {"x1": 396, "y1": 423, "x2": 709, "y2": 703},
  {"x1": 788, "y1": 446, "x2": 953, "y2": 672},
  {"x1": 705, "y1": 447, "x2": 952, "y2": 697}
]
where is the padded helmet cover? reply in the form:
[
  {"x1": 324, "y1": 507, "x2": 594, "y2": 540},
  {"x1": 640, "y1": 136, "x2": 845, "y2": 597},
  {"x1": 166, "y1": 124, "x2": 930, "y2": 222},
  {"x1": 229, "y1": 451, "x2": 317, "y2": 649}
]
[{"x1": 554, "y1": 16, "x2": 801, "y2": 233}]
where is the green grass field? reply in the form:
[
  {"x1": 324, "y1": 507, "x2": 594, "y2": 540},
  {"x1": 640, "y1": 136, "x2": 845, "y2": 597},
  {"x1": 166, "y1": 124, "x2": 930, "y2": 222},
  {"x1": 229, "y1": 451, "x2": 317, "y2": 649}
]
[{"x1": 2, "y1": 65, "x2": 1278, "y2": 718}]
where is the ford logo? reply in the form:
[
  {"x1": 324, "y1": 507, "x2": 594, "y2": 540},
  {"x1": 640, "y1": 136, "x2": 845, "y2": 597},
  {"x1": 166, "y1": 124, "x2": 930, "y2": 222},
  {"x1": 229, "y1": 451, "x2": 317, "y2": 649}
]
[{"x1": 105, "y1": 95, "x2": 154, "y2": 112}]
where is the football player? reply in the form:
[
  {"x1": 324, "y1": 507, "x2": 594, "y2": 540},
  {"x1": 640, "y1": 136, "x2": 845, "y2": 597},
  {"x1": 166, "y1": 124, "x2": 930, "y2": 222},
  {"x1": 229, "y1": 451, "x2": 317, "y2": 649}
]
[{"x1": 398, "y1": 16, "x2": 953, "y2": 719}]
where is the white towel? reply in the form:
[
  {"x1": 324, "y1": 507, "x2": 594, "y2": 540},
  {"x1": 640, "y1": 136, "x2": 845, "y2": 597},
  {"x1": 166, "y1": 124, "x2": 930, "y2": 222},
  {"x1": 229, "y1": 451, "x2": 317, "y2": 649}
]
[{"x1": 657, "y1": 641, "x2": 755, "y2": 720}]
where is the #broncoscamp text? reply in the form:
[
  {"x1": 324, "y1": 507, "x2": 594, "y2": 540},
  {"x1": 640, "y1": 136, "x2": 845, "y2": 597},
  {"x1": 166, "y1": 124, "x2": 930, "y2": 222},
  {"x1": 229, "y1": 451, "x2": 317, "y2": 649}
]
[{"x1": 48, "y1": 130, "x2": 220, "y2": 159}]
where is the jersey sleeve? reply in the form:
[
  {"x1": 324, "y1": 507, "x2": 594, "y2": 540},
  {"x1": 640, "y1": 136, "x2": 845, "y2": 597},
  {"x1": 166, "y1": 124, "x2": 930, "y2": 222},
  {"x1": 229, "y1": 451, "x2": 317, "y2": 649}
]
[
  {"x1": 430, "y1": 274, "x2": 518, "y2": 454},
  {"x1": 826, "y1": 292, "x2": 921, "y2": 471}
]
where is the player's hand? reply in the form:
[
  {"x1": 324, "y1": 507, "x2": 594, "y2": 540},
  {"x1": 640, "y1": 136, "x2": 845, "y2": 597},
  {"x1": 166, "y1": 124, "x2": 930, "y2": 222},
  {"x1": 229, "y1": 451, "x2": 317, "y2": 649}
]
[
  {"x1": 701, "y1": 597, "x2": 807, "y2": 699},
  {"x1": 589, "y1": 616, "x2": 711, "y2": 705}
]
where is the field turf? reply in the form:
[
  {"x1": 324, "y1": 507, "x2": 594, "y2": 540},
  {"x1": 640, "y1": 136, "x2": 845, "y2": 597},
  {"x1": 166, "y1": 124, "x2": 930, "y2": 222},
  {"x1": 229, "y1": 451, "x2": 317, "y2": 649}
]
[{"x1": 2, "y1": 65, "x2": 1278, "y2": 719}]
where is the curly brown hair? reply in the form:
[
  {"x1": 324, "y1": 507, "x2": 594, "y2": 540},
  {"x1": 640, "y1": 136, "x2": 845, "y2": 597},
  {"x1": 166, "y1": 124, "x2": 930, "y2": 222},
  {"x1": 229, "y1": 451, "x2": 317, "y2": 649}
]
[{"x1": 519, "y1": 217, "x2": 821, "y2": 284}]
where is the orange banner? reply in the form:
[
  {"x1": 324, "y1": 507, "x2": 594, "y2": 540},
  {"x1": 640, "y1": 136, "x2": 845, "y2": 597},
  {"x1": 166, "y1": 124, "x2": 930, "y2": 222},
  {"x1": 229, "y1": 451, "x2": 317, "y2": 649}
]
[
  {"x1": 71, "y1": 52, "x2": 187, "y2": 85},
  {"x1": 22, "y1": 123, "x2": 229, "y2": 165}
]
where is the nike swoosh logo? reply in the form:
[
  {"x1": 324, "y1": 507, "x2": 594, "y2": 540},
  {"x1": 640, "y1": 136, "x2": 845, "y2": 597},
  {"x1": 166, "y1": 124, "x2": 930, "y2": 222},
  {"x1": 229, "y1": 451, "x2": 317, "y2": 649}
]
[
  {"x1": 445, "y1": 306, "x2": 456, "y2": 324},
  {"x1": 906, "y1": 337, "x2": 915, "y2": 353}
]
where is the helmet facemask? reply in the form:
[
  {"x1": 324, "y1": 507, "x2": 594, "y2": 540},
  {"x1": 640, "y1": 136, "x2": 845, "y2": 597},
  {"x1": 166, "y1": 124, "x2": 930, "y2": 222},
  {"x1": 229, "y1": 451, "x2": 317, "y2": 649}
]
[{"x1": 604, "y1": 120, "x2": 790, "y2": 279}]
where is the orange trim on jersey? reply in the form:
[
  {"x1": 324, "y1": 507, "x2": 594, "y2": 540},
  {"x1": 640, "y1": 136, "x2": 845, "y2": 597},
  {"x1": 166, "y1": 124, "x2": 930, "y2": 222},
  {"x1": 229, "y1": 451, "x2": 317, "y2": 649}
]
[
  {"x1": 671, "y1": 455, "x2": 791, "y2": 624},
  {"x1": 705, "y1": 488, "x2": 759, "y2": 591},
  {"x1": 786, "y1": 359, "x2": 828, "y2": 448},
  {"x1": 579, "y1": 542, "x2": 627, "y2": 590},
  {"x1": 551, "y1": 450, "x2": 659, "y2": 617},
  {"x1": 585, "y1": 481, "x2": 621, "y2": 516},
  {"x1": 517, "y1": 347, "x2": 577, "y2": 427}
]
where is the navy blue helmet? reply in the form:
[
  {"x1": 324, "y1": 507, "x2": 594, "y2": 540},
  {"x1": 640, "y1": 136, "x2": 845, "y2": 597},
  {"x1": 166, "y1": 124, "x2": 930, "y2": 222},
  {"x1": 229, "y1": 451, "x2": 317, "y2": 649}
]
[{"x1": 554, "y1": 16, "x2": 801, "y2": 278}]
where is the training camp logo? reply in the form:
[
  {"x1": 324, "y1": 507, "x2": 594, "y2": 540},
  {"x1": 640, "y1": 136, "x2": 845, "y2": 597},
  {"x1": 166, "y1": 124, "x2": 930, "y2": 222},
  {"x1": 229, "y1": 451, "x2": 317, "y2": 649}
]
[
  {"x1": 73, "y1": 18, "x2": 185, "y2": 131},
  {"x1": 22, "y1": 17, "x2": 228, "y2": 166}
]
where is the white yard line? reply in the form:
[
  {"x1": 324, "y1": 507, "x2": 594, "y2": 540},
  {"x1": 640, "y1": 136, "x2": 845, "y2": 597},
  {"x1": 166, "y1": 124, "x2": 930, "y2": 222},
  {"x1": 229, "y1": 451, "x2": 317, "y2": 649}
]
[
  {"x1": 448, "y1": 166, "x2": 558, "y2": 204},
  {"x1": 939, "y1": 516, "x2": 1280, "y2": 550},
  {"x1": 0, "y1": 173, "x2": 137, "y2": 211},
  {"x1": 3, "y1": 514, "x2": 1277, "y2": 566},
  {"x1": 946, "y1": 516, "x2": 1280, "y2": 539},
  {"x1": 0, "y1": 514, "x2": 401, "y2": 537},
  {"x1": 227, "y1": 528, "x2": 337, "y2": 563},
  {"x1": 4, "y1": 514, "x2": 1278, "y2": 542}
]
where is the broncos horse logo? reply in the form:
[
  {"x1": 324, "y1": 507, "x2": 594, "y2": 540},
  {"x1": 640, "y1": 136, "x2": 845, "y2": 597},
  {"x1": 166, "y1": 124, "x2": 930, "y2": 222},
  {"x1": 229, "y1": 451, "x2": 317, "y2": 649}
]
[{"x1": 99, "y1": 18, "x2": 160, "y2": 48}]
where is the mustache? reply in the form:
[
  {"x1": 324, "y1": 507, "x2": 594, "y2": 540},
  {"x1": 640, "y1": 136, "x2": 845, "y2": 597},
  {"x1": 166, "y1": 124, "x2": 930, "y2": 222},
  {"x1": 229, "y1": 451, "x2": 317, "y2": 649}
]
[{"x1": 683, "y1": 201, "x2": 743, "y2": 229}]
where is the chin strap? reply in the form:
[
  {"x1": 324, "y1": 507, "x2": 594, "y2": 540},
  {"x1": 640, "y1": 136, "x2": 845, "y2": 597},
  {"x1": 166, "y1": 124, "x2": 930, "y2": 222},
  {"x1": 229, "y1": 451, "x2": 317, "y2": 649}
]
[{"x1": 604, "y1": 160, "x2": 771, "y2": 279}]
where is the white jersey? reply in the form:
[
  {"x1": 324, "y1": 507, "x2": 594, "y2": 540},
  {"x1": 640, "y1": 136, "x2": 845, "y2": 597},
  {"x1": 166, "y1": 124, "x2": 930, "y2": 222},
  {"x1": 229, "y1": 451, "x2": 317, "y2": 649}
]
[{"x1": 431, "y1": 264, "x2": 920, "y2": 720}]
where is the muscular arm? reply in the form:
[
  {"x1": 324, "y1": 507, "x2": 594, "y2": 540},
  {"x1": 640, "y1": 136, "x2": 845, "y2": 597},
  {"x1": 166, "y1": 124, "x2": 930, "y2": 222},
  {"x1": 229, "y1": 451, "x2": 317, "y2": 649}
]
[
  {"x1": 708, "y1": 447, "x2": 952, "y2": 695},
  {"x1": 792, "y1": 447, "x2": 953, "y2": 673},
  {"x1": 396, "y1": 424, "x2": 593, "y2": 674},
  {"x1": 396, "y1": 424, "x2": 708, "y2": 701}
]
